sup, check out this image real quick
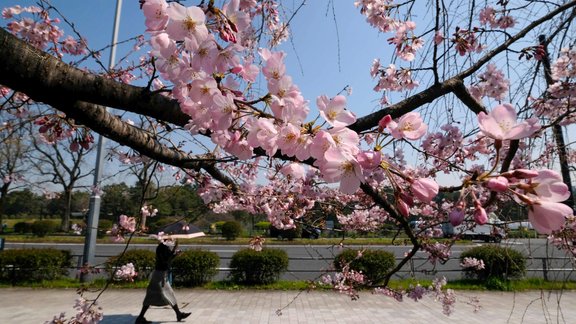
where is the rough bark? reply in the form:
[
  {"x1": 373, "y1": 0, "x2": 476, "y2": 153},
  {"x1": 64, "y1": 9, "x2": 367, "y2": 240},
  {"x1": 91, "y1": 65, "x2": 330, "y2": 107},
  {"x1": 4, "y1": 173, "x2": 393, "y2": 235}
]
[{"x1": 539, "y1": 35, "x2": 575, "y2": 210}]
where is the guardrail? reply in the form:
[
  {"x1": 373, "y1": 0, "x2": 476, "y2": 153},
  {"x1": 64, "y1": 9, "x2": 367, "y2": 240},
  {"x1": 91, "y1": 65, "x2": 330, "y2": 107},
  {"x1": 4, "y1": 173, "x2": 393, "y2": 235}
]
[
  {"x1": 70, "y1": 254, "x2": 576, "y2": 281},
  {"x1": 3, "y1": 254, "x2": 573, "y2": 286}
]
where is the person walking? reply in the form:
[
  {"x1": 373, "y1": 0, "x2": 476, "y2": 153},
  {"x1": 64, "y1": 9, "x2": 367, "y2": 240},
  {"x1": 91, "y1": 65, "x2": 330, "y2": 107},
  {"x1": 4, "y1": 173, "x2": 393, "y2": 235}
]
[{"x1": 135, "y1": 238, "x2": 191, "y2": 324}]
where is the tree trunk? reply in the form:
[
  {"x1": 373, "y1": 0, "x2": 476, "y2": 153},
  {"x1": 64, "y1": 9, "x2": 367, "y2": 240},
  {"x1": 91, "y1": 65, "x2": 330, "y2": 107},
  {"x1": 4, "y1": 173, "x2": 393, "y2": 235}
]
[
  {"x1": 61, "y1": 188, "x2": 73, "y2": 232},
  {"x1": 539, "y1": 35, "x2": 575, "y2": 211}
]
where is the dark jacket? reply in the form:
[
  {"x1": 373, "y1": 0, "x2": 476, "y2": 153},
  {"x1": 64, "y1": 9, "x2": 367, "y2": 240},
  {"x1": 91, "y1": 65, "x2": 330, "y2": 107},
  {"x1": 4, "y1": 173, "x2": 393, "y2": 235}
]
[{"x1": 154, "y1": 242, "x2": 177, "y2": 271}]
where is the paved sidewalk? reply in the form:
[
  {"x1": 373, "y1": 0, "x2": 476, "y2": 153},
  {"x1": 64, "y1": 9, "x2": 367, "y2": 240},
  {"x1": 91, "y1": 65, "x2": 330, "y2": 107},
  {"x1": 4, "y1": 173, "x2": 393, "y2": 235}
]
[{"x1": 1, "y1": 288, "x2": 575, "y2": 323}]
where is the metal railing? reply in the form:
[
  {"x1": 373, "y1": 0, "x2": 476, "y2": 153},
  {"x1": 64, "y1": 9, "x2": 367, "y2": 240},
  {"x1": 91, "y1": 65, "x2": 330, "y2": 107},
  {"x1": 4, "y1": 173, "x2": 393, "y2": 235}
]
[{"x1": 2, "y1": 254, "x2": 573, "y2": 286}]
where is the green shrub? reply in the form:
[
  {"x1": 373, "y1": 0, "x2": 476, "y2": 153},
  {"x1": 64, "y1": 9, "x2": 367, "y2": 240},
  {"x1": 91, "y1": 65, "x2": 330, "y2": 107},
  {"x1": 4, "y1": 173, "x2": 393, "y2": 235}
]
[
  {"x1": 0, "y1": 248, "x2": 71, "y2": 283},
  {"x1": 255, "y1": 221, "x2": 271, "y2": 232},
  {"x1": 507, "y1": 229, "x2": 537, "y2": 239},
  {"x1": 460, "y1": 245, "x2": 526, "y2": 280},
  {"x1": 172, "y1": 249, "x2": 219, "y2": 287},
  {"x1": 31, "y1": 220, "x2": 58, "y2": 237},
  {"x1": 13, "y1": 221, "x2": 33, "y2": 234},
  {"x1": 106, "y1": 249, "x2": 156, "y2": 281},
  {"x1": 221, "y1": 221, "x2": 242, "y2": 240},
  {"x1": 334, "y1": 249, "x2": 396, "y2": 285},
  {"x1": 229, "y1": 248, "x2": 289, "y2": 285},
  {"x1": 211, "y1": 221, "x2": 226, "y2": 234}
]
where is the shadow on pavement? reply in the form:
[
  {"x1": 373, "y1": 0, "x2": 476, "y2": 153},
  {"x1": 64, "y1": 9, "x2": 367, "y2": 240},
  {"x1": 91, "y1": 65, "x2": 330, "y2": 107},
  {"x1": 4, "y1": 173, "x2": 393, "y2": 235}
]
[{"x1": 101, "y1": 314, "x2": 137, "y2": 323}]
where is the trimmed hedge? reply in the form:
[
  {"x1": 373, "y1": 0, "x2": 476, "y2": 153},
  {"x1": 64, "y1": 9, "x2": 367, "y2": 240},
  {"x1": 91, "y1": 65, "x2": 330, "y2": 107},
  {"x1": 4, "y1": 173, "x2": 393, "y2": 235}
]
[
  {"x1": 334, "y1": 249, "x2": 396, "y2": 285},
  {"x1": 172, "y1": 249, "x2": 220, "y2": 287},
  {"x1": 0, "y1": 248, "x2": 71, "y2": 283},
  {"x1": 31, "y1": 220, "x2": 59, "y2": 237},
  {"x1": 460, "y1": 245, "x2": 526, "y2": 280},
  {"x1": 221, "y1": 221, "x2": 242, "y2": 240},
  {"x1": 13, "y1": 221, "x2": 33, "y2": 234},
  {"x1": 229, "y1": 248, "x2": 288, "y2": 285},
  {"x1": 106, "y1": 249, "x2": 156, "y2": 281}
]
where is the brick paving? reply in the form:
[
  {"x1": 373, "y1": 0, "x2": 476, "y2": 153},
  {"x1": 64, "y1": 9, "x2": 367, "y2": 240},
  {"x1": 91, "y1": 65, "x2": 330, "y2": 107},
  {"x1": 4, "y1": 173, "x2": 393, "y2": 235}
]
[{"x1": 1, "y1": 288, "x2": 575, "y2": 323}]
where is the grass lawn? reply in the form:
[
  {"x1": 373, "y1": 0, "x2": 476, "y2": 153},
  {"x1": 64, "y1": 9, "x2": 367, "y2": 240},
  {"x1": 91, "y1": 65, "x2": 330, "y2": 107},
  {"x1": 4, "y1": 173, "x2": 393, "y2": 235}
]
[
  {"x1": 2, "y1": 277, "x2": 575, "y2": 292},
  {"x1": 0, "y1": 233, "x2": 455, "y2": 246}
]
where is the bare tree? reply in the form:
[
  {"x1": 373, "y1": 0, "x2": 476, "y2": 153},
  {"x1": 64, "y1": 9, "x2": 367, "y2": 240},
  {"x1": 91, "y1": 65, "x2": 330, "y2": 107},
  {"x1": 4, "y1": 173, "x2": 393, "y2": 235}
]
[
  {"x1": 0, "y1": 125, "x2": 32, "y2": 231},
  {"x1": 27, "y1": 122, "x2": 94, "y2": 231}
]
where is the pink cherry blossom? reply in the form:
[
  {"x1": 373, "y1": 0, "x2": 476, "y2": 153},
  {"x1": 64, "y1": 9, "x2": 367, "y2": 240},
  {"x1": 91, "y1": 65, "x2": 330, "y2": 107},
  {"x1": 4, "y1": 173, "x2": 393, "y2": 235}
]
[
  {"x1": 119, "y1": 215, "x2": 136, "y2": 233},
  {"x1": 410, "y1": 178, "x2": 439, "y2": 203},
  {"x1": 246, "y1": 117, "x2": 279, "y2": 156},
  {"x1": 477, "y1": 103, "x2": 541, "y2": 140},
  {"x1": 387, "y1": 112, "x2": 428, "y2": 140},
  {"x1": 320, "y1": 147, "x2": 364, "y2": 195},
  {"x1": 328, "y1": 127, "x2": 360, "y2": 155},
  {"x1": 165, "y1": 3, "x2": 208, "y2": 43},
  {"x1": 277, "y1": 123, "x2": 301, "y2": 157},
  {"x1": 224, "y1": 131, "x2": 253, "y2": 160},
  {"x1": 317, "y1": 95, "x2": 356, "y2": 128},
  {"x1": 357, "y1": 150, "x2": 382, "y2": 170},
  {"x1": 528, "y1": 200, "x2": 572, "y2": 234},
  {"x1": 525, "y1": 169, "x2": 571, "y2": 202},
  {"x1": 260, "y1": 48, "x2": 286, "y2": 80},
  {"x1": 309, "y1": 130, "x2": 336, "y2": 161},
  {"x1": 142, "y1": 0, "x2": 169, "y2": 32},
  {"x1": 280, "y1": 162, "x2": 306, "y2": 180}
]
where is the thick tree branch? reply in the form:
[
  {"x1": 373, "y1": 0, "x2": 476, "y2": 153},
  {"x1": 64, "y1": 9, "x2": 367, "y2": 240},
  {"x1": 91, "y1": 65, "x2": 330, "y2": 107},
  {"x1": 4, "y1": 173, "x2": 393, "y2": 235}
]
[
  {"x1": 0, "y1": 28, "x2": 238, "y2": 189},
  {"x1": 351, "y1": 0, "x2": 576, "y2": 132},
  {"x1": 64, "y1": 101, "x2": 238, "y2": 190},
  {"x1": 0, "y1": 28, "x2": 188, "y2": 127}
]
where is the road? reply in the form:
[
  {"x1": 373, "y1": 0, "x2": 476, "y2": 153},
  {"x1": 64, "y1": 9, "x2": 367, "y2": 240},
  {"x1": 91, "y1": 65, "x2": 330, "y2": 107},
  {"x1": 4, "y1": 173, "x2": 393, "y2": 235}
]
[{"x1": 4, "y1": 239, "x2": 575, "y2": 282}]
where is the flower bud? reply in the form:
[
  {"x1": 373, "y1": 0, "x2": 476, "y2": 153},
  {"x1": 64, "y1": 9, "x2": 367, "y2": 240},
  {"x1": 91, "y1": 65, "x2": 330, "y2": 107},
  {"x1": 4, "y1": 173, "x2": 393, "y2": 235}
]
[
  {"x1": 485, "y1": 176, "x2": 509, "y2": 192},
  {"x1": 473, "y1": 204, "x2": 488, "y2": 225},
  {"x1": 449, "y1": 208, "x2": 465, "y2": 226}
]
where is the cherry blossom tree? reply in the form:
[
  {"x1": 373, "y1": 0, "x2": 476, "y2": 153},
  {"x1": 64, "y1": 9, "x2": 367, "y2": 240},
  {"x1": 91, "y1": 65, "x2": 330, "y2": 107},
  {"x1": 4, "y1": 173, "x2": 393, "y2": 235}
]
[{"x1": 1, "y1": 0, "x2": 576, "y2": 320}]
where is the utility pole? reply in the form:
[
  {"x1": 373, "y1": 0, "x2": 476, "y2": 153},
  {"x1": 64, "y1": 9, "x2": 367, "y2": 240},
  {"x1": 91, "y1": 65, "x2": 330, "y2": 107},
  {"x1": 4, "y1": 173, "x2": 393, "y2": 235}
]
[{"x1": 80, "y1": 0, "x2": 122, "y2": 282}]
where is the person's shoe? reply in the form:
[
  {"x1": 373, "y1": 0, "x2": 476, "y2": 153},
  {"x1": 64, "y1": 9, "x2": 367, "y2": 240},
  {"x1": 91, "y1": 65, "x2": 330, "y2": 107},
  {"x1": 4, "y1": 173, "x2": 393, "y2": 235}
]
[
  {"x1": 135, "y1": 316, "x2": 152, "y2": 324},
  {"x1": 177, "y1": 312, "x2": 191, "y2": 322}
]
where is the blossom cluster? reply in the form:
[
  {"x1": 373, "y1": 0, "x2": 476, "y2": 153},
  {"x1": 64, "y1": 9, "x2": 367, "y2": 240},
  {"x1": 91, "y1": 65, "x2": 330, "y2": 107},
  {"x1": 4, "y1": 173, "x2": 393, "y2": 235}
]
[
  {"x1": 45, "y1": 297, "x2": 103, "y2": 324},
  {"x1": 3, "y1": 5, "x2": 87, "y2": 58},
  {"x1": 469, "y1": 64, "x2": 510, "y2": 101},
  {"x1": 114, "y1": 263, "x2": 138, "y2": 282},
  {"x1": 460, "y1": 257, "x2": 485, "y2": 271},
  {"x1": 107, "y1": 215, "x2": 137, "y2": 242},
  {"x1": 478, "y1": 6, "x2": 516, "y2": 29},
  {"x1": 532, "y1": 48, "x2": 576, "y2": 125},
  {"x1": 374, "y1": 277, "x2": 456, "y2": 316}
]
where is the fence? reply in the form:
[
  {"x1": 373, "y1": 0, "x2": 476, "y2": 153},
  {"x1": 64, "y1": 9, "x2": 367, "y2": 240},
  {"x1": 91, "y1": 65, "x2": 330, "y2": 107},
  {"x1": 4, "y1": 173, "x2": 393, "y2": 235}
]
[
  {"x1": 2, "y1": 253, "x2": 573, "y2": 285},
  {"x1": 69, "y1": 254, "x2": 575, "y2": 282}
]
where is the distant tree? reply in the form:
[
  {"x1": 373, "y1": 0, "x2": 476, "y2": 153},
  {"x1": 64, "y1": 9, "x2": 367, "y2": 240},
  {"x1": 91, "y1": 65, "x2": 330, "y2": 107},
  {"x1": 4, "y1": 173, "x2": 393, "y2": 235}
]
[
  {"x1": 151, "y1": 185, "x2": 208, "y2": 221},
  {"x1": 27, "y1": 123, "x2": 94, "y2": 231},
  {"x1": 100, "y1": 183, "x2": 138, "y2": 220},
  {"x1": 0, "y1": 125, "x2": 31, "y2": 229},
  {"x1": 3, "y1": 189, "x2": 44, "y2": 217}
]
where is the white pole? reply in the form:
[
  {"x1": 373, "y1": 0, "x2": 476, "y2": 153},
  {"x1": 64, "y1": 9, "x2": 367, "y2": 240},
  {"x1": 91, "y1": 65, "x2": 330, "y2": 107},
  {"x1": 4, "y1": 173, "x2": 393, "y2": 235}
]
[{"x1": 81, "y1": 0, "x2": 122, "y2": 282}]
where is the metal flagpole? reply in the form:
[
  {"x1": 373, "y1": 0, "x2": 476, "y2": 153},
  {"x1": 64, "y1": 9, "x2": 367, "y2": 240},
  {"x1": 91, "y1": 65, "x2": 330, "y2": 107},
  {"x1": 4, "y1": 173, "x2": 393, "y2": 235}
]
[{"x1": 80, "y1": 0, "x2": 122, "y2": 282}]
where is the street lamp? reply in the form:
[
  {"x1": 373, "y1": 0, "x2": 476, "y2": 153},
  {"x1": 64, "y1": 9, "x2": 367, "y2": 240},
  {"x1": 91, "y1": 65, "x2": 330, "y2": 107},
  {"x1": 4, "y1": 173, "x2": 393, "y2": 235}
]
[{"x1": 80, "y1": 0, "x2": 122, "y2": 282}]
